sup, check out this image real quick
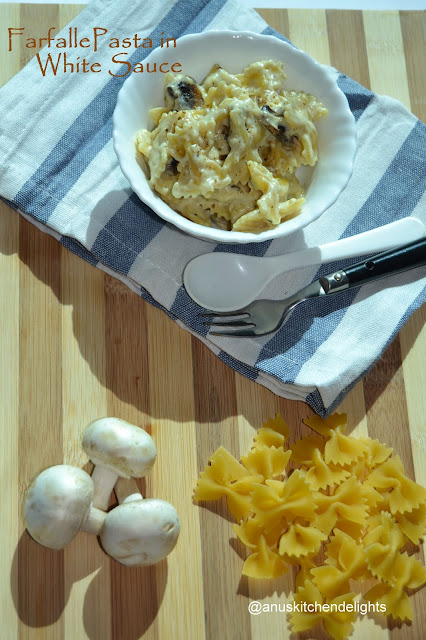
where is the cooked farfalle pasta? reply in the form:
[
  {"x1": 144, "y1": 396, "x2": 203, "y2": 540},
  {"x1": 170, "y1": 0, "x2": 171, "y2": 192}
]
[
  {"x1": 136, "y1": 60, "x2": 327, "y2": 232},
  {"x1": 193, "y1": 412, "x2": 426, "y2": 640}
]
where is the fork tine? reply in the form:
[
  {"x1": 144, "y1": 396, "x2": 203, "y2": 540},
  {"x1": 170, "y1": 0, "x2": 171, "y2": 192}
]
[
  {"x1": 199, "y1": 310, "x2": 248, "y2": 319},
  {"x1": 203, "y1": 318, "x2": 253, "y2": 328},
  {"x1": 209, "y1": 326, "x2": 256, "y2": 337}
]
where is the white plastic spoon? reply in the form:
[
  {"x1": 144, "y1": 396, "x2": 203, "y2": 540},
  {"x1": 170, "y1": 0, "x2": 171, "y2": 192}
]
[{"x1": 183, "y1": 217, "x2": 425, "y2": 311}]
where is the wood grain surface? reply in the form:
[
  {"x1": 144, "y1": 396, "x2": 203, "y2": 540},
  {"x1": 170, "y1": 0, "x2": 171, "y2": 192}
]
[{"x1": 0, "y1": 5, "x2": 425, "y2": 640}]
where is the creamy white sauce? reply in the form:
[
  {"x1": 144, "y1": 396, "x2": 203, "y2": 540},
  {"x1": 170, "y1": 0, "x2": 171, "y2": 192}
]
[{"x1": 136, "y1": 60, "x2": 327, "y2": 232}]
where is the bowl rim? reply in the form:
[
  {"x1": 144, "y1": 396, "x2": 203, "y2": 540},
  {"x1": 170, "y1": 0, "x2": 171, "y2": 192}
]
[{"x1": 113, "y1": 29, "x2": 356, "y2": 244}]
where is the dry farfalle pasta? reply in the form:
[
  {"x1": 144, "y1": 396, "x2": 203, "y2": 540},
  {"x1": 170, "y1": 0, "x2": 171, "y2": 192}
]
[{"x1": 193, "y1": 413, "x2": 426, "y2": 640}]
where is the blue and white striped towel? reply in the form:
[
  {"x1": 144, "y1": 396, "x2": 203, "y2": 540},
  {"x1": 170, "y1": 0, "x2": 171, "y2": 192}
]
[{"x1": 0, "y1": 0, "x2": 425, "y2": 417}]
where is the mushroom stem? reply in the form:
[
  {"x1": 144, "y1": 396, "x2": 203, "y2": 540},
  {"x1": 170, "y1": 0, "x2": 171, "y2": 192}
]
[
  {"x1": 91, "y1": 466, "x2": 119, "y2": 511},
  {"x1": 81, "y1": 506, "x2": 107, "y2": 536},
  {"x1": 81, "y1": 417, "x2": 157, "y2": 510},
  {"x1": 115, "y1": 477, "x2": 143, "y2": 504}
]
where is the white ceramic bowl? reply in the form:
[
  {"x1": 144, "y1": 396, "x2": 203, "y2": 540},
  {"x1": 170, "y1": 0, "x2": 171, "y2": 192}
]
[{"x1": 113, "y1": 30, "x2": 356, "y2": 244}]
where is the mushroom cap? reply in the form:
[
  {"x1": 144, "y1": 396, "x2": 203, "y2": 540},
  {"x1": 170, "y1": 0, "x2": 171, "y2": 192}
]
[
  {"x1": 24, "y1": 465, "x2": 94, "y2": 550},
  {"x1": 81, "y1": 418, "x2": 157, "y2": 478},
  {"x1": 100, "y1": 499, "x2": 180, "y2": 566}
]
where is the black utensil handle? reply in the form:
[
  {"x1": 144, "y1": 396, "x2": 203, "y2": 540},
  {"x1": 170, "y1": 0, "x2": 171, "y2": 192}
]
[
  {"x1": 343, "y1": 237, "x2": 426, "y2": 287},
  {"x1": 320, "y1": 237, "x2": 426, "y2": 294}
]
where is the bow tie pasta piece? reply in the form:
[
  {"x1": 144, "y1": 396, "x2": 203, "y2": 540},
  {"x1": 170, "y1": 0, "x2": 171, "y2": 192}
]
[
  {"x1": 252, "y1": 428, "x2": 287, "y2": 450},
  {"x1": 290, "y1": 580, "x2": 325, "y2": 633},
  {"x1": 324, "y1": 427, "x2": 369, "y2": 467},
  {"x1": 363, "y1": 510, "x2": 405, "y2": 549},
  {"x1": 363, "y1": 512, "x2": 406, "y2": 582},
  {"x1": 325, "y1": 529, "x2": 370, "y2": 580},
  {"x1": 303, "y1": 412, "x2": 347, "y2": 437},
  {"x1": 294, "y1": 556, "x2": 317, "y2": 590},
  {"x1": 290, "y1": 434, "x2": 325, "y2": 465},
  {"x1": 365, "y1": 456, "x2": 426, "y2": 514},
  {"x1": 240, "y1": 534, "x2": 288, "y2": 579},
  {"x1": 253, "y1": 414, "x2": 290, "y2": 448},
  {"x1": 238, "y1": 59, "x2": 288, "y2": 92},
  {"x1": 364, "y1": 582, "x2": 412, "y2": 623},
  {"x1": 360, "y1": 480, "x2": 384, "y2": 510},
  {"x1": 233, "y1": 514, "x2": 282, "y2": 550},
  {"x1": 278, "y1": 522, "x2": 327, "y2": 558},
  {"x1": 393, "y1": 551, "x2": 426, "y2": 590},
  {"x1": 250, "y1": 472, "x2": 317, "y2": 534},
  {"x1": 243, "y1": 161, "x2": 292, "y2": 227},
  {"x1": 232, "y1": 197, "x2": 305, "y2": 233},
  {"x1": 312, "y1": 531, "x2": 370, "y2": 599},
  {"x1": 193, "y1": 445, "x2": 263, "y2": 521},
  {"x1": 359, "y1": 437, "x2": 393, "y2": 469},
  {"x1": 241, "y1": 444, "x2": 291, "y2": 480},
  {"x1": 313, "y1": 476, "x2": 369, "y2": 538},
  {"x1": 395, "y1": 504, "x2": 426, "y2": 544},
  {"x1": 233, "y1": 515, "x2": 290, "y2": 579},
  {"x1": 290, "y1": 580, "x2": 356, "y2": 640},
  {"x1": 305, "y1": 449, "x2": 351, "y2": 491},
  {"x1": 310, "y1": 565, "x2": 350, "y2": 601},
  {"x1": 363, "y1": 513, "x2": 426, "y2": 598},
  {"x1": 364, "y1": 552, "x2": 426, "y2": 621},
  {"x1": 324, "y1": 529, "x2": 351, "y2": 567},
  {"x1": 321, "y1": 597, "x2": 357, "y2": 640},
  {"x1": 341, "y1": 457, "x2": 368, "y2": 482}
]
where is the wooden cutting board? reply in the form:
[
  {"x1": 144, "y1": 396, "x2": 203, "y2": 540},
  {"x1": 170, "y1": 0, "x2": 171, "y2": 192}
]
[{"x1": 0, "y1": 5, "x2": 425, "y2": 640}]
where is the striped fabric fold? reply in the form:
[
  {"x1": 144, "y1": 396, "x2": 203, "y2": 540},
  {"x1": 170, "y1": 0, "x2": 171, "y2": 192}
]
[{"x1": 0, "y1": 0, "x2": 425, "y2": 416}]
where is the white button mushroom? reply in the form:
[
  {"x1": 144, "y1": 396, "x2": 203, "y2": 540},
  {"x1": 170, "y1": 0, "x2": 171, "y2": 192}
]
[
  {"x1": 111, "y1": 477, "x2": 181, "y2": 566},
  {"x1": 24, "y1": 465, "x2": 106, "y2": 550},
  {"x1": 100, "y1": 498, "x2": 181, "y2": 567},
  {"x1": 81, "y1": 418, "x2": 157, "y2": 510},
  {"x1": 24, "y1": 465, "x2": 180, "y2": 567}
]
